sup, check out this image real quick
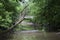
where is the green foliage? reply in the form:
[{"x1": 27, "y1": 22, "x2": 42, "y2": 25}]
[
  {"x1": 29, "y1": 0, "x2": 48, "y2": 26},
  {"x1": 0, "y1": 0, "x2": 60, "y2": 32},
  {"x1": 29, "y1": 0, "x2": 60, "y2": 31},
  {"x1": 0, "y1": 0, "x2": 22, "y2": 30}
]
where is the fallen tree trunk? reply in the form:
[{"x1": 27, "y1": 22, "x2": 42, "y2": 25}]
[{"x1": 0, "y1": 4, "x2": 29, "y2": 34}]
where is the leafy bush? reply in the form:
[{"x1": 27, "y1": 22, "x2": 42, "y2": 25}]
[{"x1": 0, "y1": 0, "x2": 22, "y2": 31}]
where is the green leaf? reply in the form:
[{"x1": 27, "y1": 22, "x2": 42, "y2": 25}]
[{"x1": 0, "y1": 16, "x2": 2, "y2": 19}]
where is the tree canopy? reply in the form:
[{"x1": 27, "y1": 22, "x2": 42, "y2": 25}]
[
  {"x1": 0, "y1": 0, "x2": 60, "y2": 32},
  {"x1": 30, "y1": 0, "x2": 60, "y2": 32}
]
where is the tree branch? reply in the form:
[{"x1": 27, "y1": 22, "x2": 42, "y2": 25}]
[
  {"x1": 9, "y1": 4, "x2": 29, "y2": 30},
  {"x1": 1, "y1": 4, "x2": 29, "y2": 33}
]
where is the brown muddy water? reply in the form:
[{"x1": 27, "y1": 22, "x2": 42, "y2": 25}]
[{"x1": 0, "y1": 30, "x2": 60, "y2": 40}]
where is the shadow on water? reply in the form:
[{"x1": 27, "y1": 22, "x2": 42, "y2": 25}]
[{"x1": 0, "y1": 31, "x2": 15, "y2": 40}]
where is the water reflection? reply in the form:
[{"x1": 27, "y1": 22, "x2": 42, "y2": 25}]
[
  {"x1": 12, "y1": 31, "x2": 45, "y2": 40},
  {"x1": 0, "y1": 31, "x2": 60, "y2": 40},
  {"x1": 12, "y1": 31, "x2": 60, "y2": 40}
]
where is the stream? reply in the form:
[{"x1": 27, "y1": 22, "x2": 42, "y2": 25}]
[{"x1": 0, "y1": 30, "x2": 59, "y2": 40}]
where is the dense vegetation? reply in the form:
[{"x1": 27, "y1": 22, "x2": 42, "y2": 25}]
[
  {"x1": 0, "y1": 0, "x2": 60, "y2": 32},
  {"x1": 0, "y1": 0, "x2": 23, "y2": 32},
  {"x1": 31, "y1": 0, "x2": 60, "y2": 32}
]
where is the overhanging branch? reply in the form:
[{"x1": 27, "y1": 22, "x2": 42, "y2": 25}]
[
  {"x1": 8, "y1": 4, "x2": 29, "y2": 30},
  {"x1": 1, "y1": 4, "x2": 29, "y2": 33}
]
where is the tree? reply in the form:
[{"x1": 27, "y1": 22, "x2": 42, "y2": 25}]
[
  {"x1": 29, "y1": 0, "x2": 60, "y2": 32},
  {"x1": 0, "y1": 0, "x2": 29, "y2": 33}
]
